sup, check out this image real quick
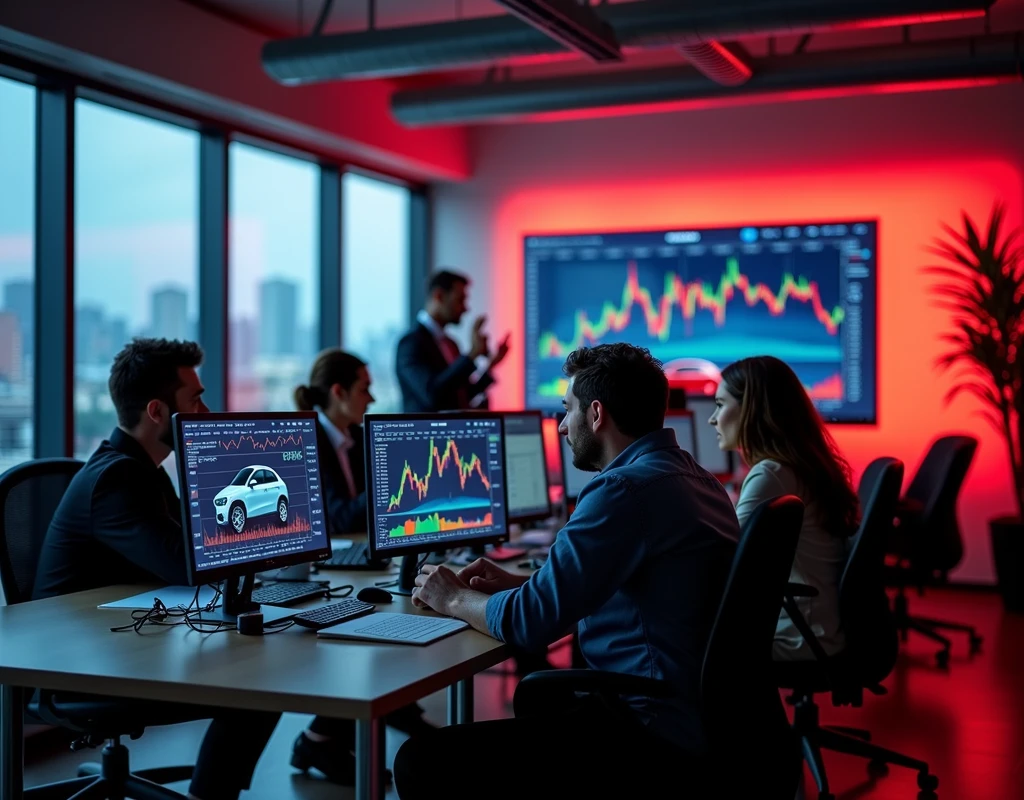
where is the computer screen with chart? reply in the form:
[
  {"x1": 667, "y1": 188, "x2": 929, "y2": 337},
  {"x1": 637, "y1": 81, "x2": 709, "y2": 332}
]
[
  {"x1": 524, "y1": 221, "x2": 877, "y2": 423},
  {"x1": 173, "y1": 412, "x2": 331, "y2": 584},
  {"x1": 365, "y1": 413, "x2": 510, "y2": 560},
  {"x1": 503, "y1": 411, "x2": 552, "y2": 523},
  {"x1": 560, "y1": 434, "x2": 594, "y2": 502}
]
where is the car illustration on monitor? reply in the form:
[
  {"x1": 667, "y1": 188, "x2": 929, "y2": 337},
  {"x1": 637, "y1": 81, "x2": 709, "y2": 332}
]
[{"x1": 214, "y1": 465, "x2": 289, "y2": 533}]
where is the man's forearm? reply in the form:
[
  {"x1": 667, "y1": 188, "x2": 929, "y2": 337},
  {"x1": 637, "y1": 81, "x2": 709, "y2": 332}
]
[{"x1": 448, "y1": 589, "x2": 493, "y2": 637}]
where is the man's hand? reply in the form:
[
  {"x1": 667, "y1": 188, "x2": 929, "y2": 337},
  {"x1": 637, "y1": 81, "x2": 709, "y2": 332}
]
[
  {"x1": 489, "y1": 334, "x2": 511, "y2": 368},
  {"x1": 412, "y1": 564, "x2": 471, "y2": 615},
  {"x1": 469, "y1": 315, "x2": 489, "y2": 359},
  {"x1": 457, "y1": 558, "x2": 526, "y2": 595}
]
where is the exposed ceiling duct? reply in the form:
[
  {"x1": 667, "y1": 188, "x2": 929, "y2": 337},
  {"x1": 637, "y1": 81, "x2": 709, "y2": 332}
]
[
  {"x1": 679, "y1": 41, "x2": 754, "y2": 86},
  {"x1": 390, "y1": 33, "x2": 1023, "y2": 126},
  {"x1": 493, "y1": 0, "x2": 623, "y2": 63},
  {"x1": 262, "y1": 0, "x2": 995, "y2": 84}
]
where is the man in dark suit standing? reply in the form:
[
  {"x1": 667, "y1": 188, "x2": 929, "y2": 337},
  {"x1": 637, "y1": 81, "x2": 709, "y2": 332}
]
[{"x1": 396, "y1": 269, "x2": 510, "y2": 412}]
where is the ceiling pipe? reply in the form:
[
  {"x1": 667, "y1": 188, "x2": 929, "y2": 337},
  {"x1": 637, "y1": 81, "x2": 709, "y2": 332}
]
[
  {"x1": 390, "y1": 33, "x2": 1022, "y2": 126},
  {"x1": 262, "y1": 0, "x2": 994, "y2": 84},
  {"x1": 679, "y1": 41, "x2": 753, "y2": 86}
]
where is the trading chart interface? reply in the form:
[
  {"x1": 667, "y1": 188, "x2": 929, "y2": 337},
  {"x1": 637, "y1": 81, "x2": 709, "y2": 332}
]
[
  {"x1": 525, "y1": 222, "x2": 877, "y2": 423},
  {"x1": 503, "y1": 412, "x2": 551, "y2": 521},
  {"x1": 367, "y1": 415, "x2": 508, "y2": 553},
  {"x1": 178, "y1": 415, "x2": 328, "y2": 573}
]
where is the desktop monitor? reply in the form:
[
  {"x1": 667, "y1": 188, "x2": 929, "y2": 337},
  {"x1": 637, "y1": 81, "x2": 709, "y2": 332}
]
[
  {"x1": 663, "y1": 410, "x2": 697, "y2": 460},
  {"x1": 364, "y1": 412, "x2": 510, "y2": 594},
  {"x1": 503, "y1": 411, "x2": 552, "y2": 524},
  {"x1": 172, "y1": 411, "x2": 332, "y2": 621},
  {"x1": 686, "y1": 396, "x2": 736, "y2": 478}
]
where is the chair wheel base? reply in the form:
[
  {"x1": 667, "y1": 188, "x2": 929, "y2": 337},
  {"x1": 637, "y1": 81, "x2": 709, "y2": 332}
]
[
  {"x1": 918, "y1": 772, "x2": 939, "y2": 792},
  {"x1": 868, "y1": 759, "x2": 890, "y2": 778},
  {"x1": 935, "y1": 649, "x2": 950, "y2": 668},
  {"x1": 969, "y1": 635, "x2": 983, "y2": 654}
]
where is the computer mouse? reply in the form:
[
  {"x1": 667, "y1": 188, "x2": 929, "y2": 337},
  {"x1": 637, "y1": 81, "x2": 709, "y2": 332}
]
[{"x1": 356, "y1": 586, "x2": 394, "y2": 604}]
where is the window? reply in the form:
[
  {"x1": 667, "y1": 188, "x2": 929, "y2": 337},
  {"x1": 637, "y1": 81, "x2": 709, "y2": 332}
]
[
  {"x1": 74, "y1": 100, "x2": 199, "y2": 459},
  {"x1": 0, "y1": 77, "x2": 36, "y2": 473},
  {"x1": 228, "y1": 143, "x2": 319, "y2": 412},
  {"x1": 342, "y1": 173, "x2": 411, "y2": 412}
]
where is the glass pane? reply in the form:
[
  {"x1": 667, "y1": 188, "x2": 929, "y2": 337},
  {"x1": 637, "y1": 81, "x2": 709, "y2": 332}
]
[
  {"x1": 342, "y1": 173, "x2": 410, "y2": 413},
  {"x1": 0, "y1": 77, "x2": 35, "y2": 473},
  {"x1": 74, "y1": 100, "x2": 199, "y2": 459},
  {"x1": 228, "y1": 143, "x2": 319, "y2": 411}
]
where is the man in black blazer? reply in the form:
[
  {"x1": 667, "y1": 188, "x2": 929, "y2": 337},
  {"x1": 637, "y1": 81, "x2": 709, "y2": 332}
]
[
  {"x1": 33, "y1": 339, "x2": 279, "y2": 800},
  {"x1": 396, "y1": 269, "x2": 510, "y2": 412}
]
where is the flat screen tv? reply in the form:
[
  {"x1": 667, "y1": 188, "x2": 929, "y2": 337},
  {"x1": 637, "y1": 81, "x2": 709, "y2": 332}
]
[{"x1": 524, "y1": 221, "x2": 877, "y2": 424}]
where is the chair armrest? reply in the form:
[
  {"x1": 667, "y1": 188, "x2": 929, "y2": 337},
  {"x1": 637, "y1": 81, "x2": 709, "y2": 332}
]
[
  {"x1": 513, "y1": 669, "x2": 672, "y2": 719},
  {"x1": 785, "y1": 582, "x2": 819, "y2": 598},
  {"x1": 781, "y1": 596, "x2": 834, "y2": 676}
]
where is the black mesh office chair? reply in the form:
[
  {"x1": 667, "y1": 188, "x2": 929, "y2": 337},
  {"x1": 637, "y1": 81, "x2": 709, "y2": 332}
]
[
  {"x1": 514, "y1": 496, "x2": 805, "y2": 798},
  {"x1": 888, "y1": 435, "x2": 982, "y2": 667},
  {"x1": 0, "y1": 459, "x2": 194, "y2": 800},
  {"x1": 777, "y1": 458, "x2": 937, "y2": 800}
]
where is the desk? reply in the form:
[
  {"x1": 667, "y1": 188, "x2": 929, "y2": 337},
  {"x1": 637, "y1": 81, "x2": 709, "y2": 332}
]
[{"x1": 0, "y1": 576, "x2": 509, "y2": 800}]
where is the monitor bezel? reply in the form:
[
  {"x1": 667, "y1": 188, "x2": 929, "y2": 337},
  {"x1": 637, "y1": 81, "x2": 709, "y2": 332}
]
[
  {"x1": 363, "y1": 411, "x2": 512, "y2": 560},
  {"x1": 522, "y1": 218, "x2": 880, "y2": 426},
  {"x1": 502, "y1": 409, "x2": 553, "y2": 525},
  {"x1": 172, "y1": 410, "x2": 333, "y2": 587}
]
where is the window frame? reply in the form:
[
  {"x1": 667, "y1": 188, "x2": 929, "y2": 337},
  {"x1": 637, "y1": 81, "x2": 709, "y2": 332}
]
[{"x1": 0, "y1": 53, "x2": 428, "y2": 460}]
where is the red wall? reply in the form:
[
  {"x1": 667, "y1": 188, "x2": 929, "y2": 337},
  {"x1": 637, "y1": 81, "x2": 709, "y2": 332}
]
[{"x1": 434, "y1": 83, "x2": 1024, "y2": 582}]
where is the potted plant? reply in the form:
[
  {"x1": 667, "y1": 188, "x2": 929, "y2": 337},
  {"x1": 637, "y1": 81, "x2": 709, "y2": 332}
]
[{"x1": 927, "y1": 203, "x2": 1024, "y2": 612}]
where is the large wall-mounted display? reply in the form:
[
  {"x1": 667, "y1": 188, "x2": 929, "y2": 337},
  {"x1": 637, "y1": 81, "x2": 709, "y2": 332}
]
[{"x1": 524, "y1": 221, "x2": 877, "y2": 423}]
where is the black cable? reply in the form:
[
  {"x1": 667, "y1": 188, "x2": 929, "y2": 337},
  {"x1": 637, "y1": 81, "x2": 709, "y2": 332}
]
[{"x1": 326, "y1": 584, "x2": 354, "y2": 598}]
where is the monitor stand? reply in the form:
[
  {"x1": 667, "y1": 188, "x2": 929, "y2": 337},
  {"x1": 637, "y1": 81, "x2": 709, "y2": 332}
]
[
  {"x1": 392, "y1": 555, "x2": 420, "y2": 596},
  {"x1": 203, "y1": 573, "x2": 295, "y2": 627}
]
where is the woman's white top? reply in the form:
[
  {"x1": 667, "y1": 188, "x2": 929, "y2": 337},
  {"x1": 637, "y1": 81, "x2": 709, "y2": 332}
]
[{"x1": 735, "y1": 459, "x2": 847, "y2": 661}]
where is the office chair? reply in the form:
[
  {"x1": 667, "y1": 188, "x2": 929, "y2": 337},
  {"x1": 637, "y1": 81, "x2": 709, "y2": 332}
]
[
  {"x1": 776, "y1": 457, "x2": 937, "y2": 800},
  {"x1": 514, "y1": 496, "x2": 806, "y2": 798},
  {"x1": 888, "y1": 435, "x2": 982, "y2": 667},
  {"x1": 0, "y1": 458, "x2": 194, "y2": 800}
]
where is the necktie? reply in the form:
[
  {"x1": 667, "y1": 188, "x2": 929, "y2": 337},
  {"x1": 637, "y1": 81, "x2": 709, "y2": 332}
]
[{"x1": 438, "y1": 335, "x2": 461, "y2": 365}]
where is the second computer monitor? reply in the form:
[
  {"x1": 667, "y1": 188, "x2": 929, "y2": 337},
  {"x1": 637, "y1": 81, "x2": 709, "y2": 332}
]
[
  {"x1": 503, "y1": 411, "x2": 552, "y2": 524},
  {"x1": 364, "y1": 412, "x2": 510, "y2": 564}
]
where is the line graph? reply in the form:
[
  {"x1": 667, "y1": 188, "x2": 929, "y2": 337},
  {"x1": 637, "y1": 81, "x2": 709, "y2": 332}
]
[
  {"x1": 217, "y1": 433, "x2": 304, "y2": 452},
  {"x1": 538, "y1": 258, "x2": 844, "y2": 359},
  {"x1": 387, "y1": 437, "x2": 491, "y2": 513}
]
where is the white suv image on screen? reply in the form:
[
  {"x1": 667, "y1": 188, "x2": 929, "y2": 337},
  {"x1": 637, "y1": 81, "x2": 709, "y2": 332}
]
[{"x1": 214, "y1": 465, "x2": 289, "y2": 533}]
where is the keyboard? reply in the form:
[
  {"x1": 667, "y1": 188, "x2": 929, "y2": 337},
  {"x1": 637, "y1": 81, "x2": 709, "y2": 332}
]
[
  {"x1": 317, "y1": 612, "x2": 469, "y2": 645},
  {"x1": 252, "y1": 581, "x2": 328, "y2": 607},
  {"x1": 291, "y1": 599, "x2": 375, "y2": 630},
  {"x1": 318, "y1": 542, "x2": 391, "y2": 571}
]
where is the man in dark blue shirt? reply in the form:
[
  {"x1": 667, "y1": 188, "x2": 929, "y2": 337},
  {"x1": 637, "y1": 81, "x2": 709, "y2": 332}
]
[{"x1": 395, "y1": 343, "x2": 739, "y2": 798}]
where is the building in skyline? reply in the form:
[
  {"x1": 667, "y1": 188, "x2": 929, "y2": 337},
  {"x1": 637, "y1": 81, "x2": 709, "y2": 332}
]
[
  {"x1": 3, "y1": 280, "x2": 32, "y2": 358},
  {"x1": 0, "y1": 313, "x2": 22, "y2": 383},
  {"x1": 259, "y1": 278, "x2": 298, "y2": 357},
  {"x1": 151, "y1": 286, "x2": 190, "y2": 341}
]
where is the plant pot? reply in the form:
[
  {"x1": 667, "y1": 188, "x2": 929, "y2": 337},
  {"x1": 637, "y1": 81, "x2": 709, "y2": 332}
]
[{"x1": 990, "y1": 516, "x2": 1024, "y2": 613}]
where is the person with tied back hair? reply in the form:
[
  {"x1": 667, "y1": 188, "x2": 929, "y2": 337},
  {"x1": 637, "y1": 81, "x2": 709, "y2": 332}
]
[
  {"x1": 294, "y1": 349, "x2": 374, "y2": 536},
  {"x1": 289, "y1": 349, "x2": 435, "y2": 786},
  {"x1": 708, "y1": 355, "x2": 861, "y2": 660}
]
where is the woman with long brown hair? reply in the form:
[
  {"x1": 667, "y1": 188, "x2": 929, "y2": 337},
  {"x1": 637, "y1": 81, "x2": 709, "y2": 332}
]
[{"x1": 708, "y1": 355, "x2": 860, "y2": 660}]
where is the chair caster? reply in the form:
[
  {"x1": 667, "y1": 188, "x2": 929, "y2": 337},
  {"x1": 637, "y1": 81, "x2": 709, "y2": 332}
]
[
  {"x1": 969, "y1": 634, "x2": 983, "y2": 655},
  {"x1": 867, "y1": 759, "x2": 889, "y2": 778},
  {"x1": 818, "y1": 793, "x2": 835, "y2": 800},
  {"x1": 918, "y1": 771, "x2": 939, "y2": 792},
  {"x1": 935, "y1": 649, "x2": 950, "y2": 668}
]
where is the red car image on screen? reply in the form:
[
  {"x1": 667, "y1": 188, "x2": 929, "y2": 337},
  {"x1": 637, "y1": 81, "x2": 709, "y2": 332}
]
[
  {"x1": 663, "y1": 358, "x2": 721, "y2": 397},
  {"x1": 213, "y1": 465, "x2": 290, "y2": 534}
]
